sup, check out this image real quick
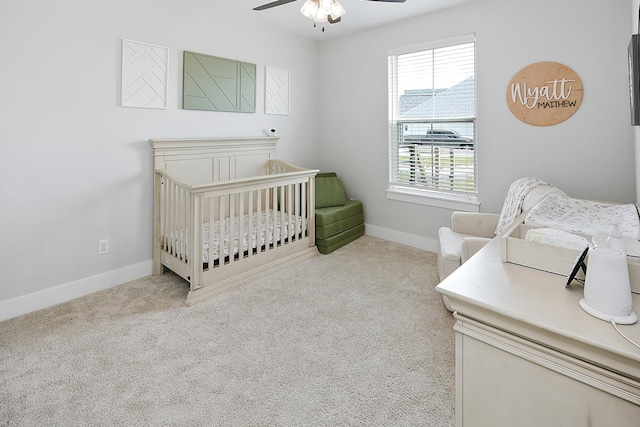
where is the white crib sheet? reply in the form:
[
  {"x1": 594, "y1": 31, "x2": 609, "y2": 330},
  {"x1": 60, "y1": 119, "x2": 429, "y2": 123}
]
[
  {"x1": 202, "y1": 209, "x2": 304, "y2": 263},
  {"x1": 171, "y1": 210, "x2": 305, "y2": 264}
]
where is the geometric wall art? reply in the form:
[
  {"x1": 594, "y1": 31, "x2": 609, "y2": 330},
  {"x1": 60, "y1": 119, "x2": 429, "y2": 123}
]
[
  {"x1": 183, "y1": 51, "x2": 256, "y2": 113},
  {"x1": 121, "y1": 39, "x2": 169, "y2": 109},
  {"x1": 265, "y1": 66, "x2": 290, "y2": 115}
]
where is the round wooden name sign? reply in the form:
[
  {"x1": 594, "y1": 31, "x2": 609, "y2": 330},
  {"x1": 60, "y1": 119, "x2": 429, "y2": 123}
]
[{"x1": 506, "y1": 61, "x2": 583, "y2": 126}]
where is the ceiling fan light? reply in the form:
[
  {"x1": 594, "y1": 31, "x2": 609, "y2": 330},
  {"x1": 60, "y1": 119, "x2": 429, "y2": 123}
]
[
  {"x1": 300, "y1": 0, "x2": 318, "y2": 19},
  {"x1": 313, "y1": 8, "x2": 328, "y2": 23},
  {"x1": 330, "y1": 1, "x2": 345, "y2": 19},
  {"x1": 299, "y1": 0, "x2": 345, "y2": 27}
]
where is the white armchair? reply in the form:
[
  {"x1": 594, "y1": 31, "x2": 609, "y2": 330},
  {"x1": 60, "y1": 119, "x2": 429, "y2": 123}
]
[
  {"x1": 437, "y1": 178, "x2": 568, "y2": 285},
  {"x1": 437, "y1": 212, "x2": 500, "y2": 282}
]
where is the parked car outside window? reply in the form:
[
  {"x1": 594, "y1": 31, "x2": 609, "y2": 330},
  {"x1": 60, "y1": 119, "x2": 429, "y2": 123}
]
[{"x1": 404, "y1": 129, "x2": 474, "y2": 148}]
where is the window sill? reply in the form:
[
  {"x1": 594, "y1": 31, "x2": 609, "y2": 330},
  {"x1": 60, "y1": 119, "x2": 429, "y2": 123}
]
[{"x1": 386, "y1": 186, "x2": 480, "y2": 212}]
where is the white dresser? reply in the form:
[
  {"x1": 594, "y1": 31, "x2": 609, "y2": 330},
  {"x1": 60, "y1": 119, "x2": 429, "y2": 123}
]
[{"x1": 436, "y1": 238, "x2": 640, "y2": 427}]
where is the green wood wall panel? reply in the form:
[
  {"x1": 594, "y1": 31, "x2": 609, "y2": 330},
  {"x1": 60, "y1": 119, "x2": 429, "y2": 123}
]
[{"x1": 183, "y1": 51, "x2": 256, "y2": 113}]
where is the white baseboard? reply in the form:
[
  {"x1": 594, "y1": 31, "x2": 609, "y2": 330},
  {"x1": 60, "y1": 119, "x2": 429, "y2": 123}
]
[
  {"x1": 365, "y1": 223, "x2": 439, "y2": 253},
  {"x1": 0, "y1": 226, "x2": 435, "y2": 322},
  {"x1": 0, "y1": 260, "x2": 153, "y2": 322}
]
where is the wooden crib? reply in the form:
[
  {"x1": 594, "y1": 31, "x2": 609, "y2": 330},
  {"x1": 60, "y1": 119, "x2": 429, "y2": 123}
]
[{"x1": 150, "y1": 136, "x2": 319, "y2": 305}]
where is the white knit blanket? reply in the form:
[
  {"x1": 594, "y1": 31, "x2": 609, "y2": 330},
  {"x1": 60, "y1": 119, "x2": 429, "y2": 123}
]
[{"x1": 495, "y1": 178, "x2": 563, "y2": 235}]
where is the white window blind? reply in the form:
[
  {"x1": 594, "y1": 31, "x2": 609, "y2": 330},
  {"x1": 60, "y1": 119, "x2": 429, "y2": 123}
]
[{"x1": 388, "y1": 35, "x2": 476, "y2": 198}]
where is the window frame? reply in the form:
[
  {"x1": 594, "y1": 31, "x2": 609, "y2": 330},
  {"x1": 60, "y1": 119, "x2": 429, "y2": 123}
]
[{"x1": 387, "y1": 34, "x2": 479, "y2": 212}]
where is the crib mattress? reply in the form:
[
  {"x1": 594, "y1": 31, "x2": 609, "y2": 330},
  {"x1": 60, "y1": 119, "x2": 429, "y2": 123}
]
[{"x1": 199, "y1": 209, "x2": 304, "y2": 263}]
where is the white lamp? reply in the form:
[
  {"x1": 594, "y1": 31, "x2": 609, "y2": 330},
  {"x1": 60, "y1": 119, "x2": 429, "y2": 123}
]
[
  {"x1": 300, "y1": 0, "x2": 318, "y2": 19},
  {"x1": 329, "y1": 1, "x2": 346, "y2": 20},
  {"x1": 300, "y1": 0, "x2": 345, "y2": 27},
  {"x1": 580, "y1": 246, "x2": 637, "y2": 325}
]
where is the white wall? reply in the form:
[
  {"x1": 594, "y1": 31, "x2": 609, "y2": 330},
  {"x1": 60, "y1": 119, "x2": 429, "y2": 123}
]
[
  {"x1": 634, "y1": 0, "x2": 640, "y2": 202},
  {"x1": 1, "y1": 0, "x2": 636, "y2": 320},
  {"x1": 316, "y1": 0, "x2": 636, "y2": 248},
  {"x1": 0, "y1": 0, "x2": 319, "y2": 318}
]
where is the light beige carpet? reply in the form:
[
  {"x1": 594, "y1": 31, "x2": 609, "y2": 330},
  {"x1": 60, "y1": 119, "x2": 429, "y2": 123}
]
[{"x1": 1, "y1": 236, "x2": 455, "y2": 426}]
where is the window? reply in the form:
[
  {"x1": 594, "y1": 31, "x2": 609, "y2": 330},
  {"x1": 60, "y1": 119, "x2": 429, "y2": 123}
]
[{"x1": 388, "y1": 34, "x2": 477, "y2": 208}]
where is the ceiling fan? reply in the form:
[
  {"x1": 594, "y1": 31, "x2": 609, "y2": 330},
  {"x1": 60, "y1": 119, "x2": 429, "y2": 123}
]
[{"x1": 253, "y1": 0, "x2": 406, "y2": 30}]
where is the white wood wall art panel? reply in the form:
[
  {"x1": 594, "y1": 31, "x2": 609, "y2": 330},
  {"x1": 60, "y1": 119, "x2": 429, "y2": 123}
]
[
  {"x1": 121, "y1": 39, "x2": 168, "y2": 109},
  {"x1": 265, "y1": 66, "x2": 290, "y2": 115}
]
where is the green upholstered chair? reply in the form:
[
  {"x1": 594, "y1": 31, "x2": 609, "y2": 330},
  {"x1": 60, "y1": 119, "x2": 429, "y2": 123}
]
[{"x1": 315, "y1": 173, "x2": 364, "y2": 254}]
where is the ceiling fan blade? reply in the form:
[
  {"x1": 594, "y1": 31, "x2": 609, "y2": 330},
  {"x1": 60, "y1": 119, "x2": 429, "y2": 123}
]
[
  {"x1": 253, "y1": 0, "x2": 299, "y2": 11},
  {"x1": 328, "y1": 16, "x2": 342, "y2": 24}
]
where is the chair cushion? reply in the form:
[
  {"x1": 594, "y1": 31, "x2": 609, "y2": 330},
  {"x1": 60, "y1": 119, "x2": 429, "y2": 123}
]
[
  {"x1": 316, "y1": 212, "x2": 364, "y2": 239},
  {"x1": 317, "y1": 172, "x2": 338, "y2": 178},
  {"x1": 438, "y1": 226, "x2": 474, "y2": 262},
  {"x1": 316, "y1": 224, "x2": 365, "y2": 254},
  {"x1": 316, "y1": 199, "x2": 363, "y2": 226},
  {"x1": 315, "y1": 176, "x2": 347, "y2": 208}
]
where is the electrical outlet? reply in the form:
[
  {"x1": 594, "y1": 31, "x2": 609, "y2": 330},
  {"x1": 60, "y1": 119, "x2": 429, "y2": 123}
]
[{"x1": 98, "y1": 239, "x2": 109, "y2": 255}]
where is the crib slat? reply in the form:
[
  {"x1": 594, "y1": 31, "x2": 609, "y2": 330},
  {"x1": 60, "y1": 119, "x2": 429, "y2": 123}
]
[
  {"x1": 248, "y1": 191, "x2": 253, "y2": 258},
  {"x1": 169, "y1": 181, "x2": 174, "y2": 256},
  {"x1": 168, "y1": 181, "x2": 175, "y2": 256},
  {"x1": 239, "y1": 194, "x2": 245, "y2": 260},
  {"x1": 186, "y1": 188, "x2": 192, "y2": 262},
  {"x1": 291, "y1": 184, "x2": 300, "y2": 240},
  {"x1": 257, "y1": 189, "x2": 263, "y2": 253},
  {"x1": 272, "y1": 187, "x2": 277, "y2": 250},
  {"x1": 183, "y1": 187, "x2": 189, "y2": 261},
  {"x1": 173, "y1": 185, "x2": 178, "y2": 258},
  {"x1": 293, "y1": 183, "x2": 299, "y2": 240},
  {"x1": 191, "y1": 193, "x2": 202, "y2": 287},
  {"x1": 282, "y1": 184, "x2": 287, "y2": 243},
  {"x1": 285, "y1": 184, "x2": 292, "y2": 243},
  {"x1": 219, "y1": 196, "x2": 225, "y2": 266},
  {"x1": 301, "y1": 181, "x2": 307, "y2": 239},
  {"x1": 229, "y1": 194, "x2": 235, "y2": 265},
  {"x1": 160, "y1": 177, "x2": 168, "y2": 252},
  {"x1": 292, "y1": 183, "x2": 296, "y2": 240},
  {"x1": 265, "y1": 189, "x2": 270, "y2": 253},
  {"x1": 299, "y1": 182, "x2": 304, "y2": 239},
  {"x1": 164, "y1": 179, "x2": 171, "y2": 254},
  {"x1": 177, "y1": 186, "x2": 182, "y2": 259},
  {"x1": 184, "y1": 187, "x2": 190, "y2": 262},
  {"x1": 176, "y1": 184, "x2": 182, "y2": 260},
  {"x1": 208, "y1": 197, "x2": 215, "y2": 271},
  {"x1": 179, "y1": 185, "x2": 184, "y2": 260},
  {"x1": 179, "y1": 186, "x2": 185, "y2": 260},
  {"x1": 273, "y1": 186, "x2": 279, "y2": 248}
]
